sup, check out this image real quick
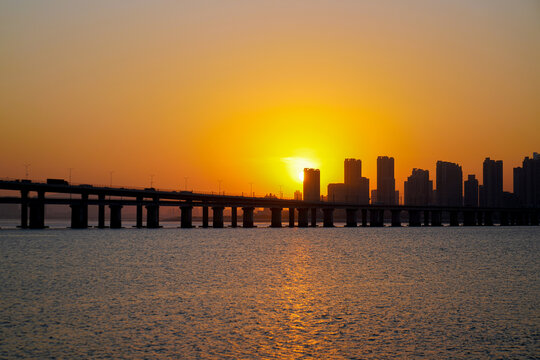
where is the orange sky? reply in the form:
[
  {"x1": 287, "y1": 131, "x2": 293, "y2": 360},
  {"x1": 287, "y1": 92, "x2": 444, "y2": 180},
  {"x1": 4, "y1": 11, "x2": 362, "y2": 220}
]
[{"x1": 1, "y1": 1, "x2": 539, "y2": 197}]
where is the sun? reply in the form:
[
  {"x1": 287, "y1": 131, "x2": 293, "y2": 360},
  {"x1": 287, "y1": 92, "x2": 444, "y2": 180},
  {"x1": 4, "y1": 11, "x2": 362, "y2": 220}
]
[{"x1": 282, "y1": 157, "x2": 319, "y2": 184}]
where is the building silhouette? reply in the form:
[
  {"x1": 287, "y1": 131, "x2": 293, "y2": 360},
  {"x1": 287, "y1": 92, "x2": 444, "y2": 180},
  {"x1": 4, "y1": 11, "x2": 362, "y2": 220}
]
[
  {"x1": 464, "y1": 174, "x2": 479, "y2": 207},
  {"x1": 404, "y1": 168, "x2": 432, "y2": 206},
  {"x1": 481, "y1": 158, "x2": 503, "y2": 207},
  {"x1": 376, "y1": 156, "x2": 396, "y2": 205},
  {"x1": 513, "y1": 152, "x2": 540, "y2": 208},
  {"x1": 328, "y1": 159, "x2": 369, "y2": 204},
  {"x1": 303, "y1": 168, "x2": 320, "y2": 202},
  {"x1": 294, "y1": 190, "x2": 302, "y2": 201},
  {"x1": 436, "y1": 161, "x2": 463, "y2": 206}
]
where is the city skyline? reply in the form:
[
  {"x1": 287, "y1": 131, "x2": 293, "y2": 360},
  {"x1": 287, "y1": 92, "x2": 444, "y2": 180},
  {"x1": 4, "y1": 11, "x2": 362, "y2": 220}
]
[{"x1": 1, "y1": 1, "x2": 539, "y2": 197}]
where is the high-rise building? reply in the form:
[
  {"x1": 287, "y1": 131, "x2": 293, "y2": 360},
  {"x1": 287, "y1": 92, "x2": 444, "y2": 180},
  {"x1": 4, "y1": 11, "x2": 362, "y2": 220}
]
[
  {"x1": 376, "y1": 156, "x2": 395, "y2": 205},
  {"x1": 344, "y1": 159, "x2": 362, "y2": 186},
  {"x1": 436, "y1": 161, "x2": 463, "y2": 206},
  {"x1": 404, "y1": 168, "x2": 432, "y2": 206},
  {"x1": 327, "y1": 183, "x2": 347, "y2": 203},
  {"x1": 303, "y1": 168, "x2": 320, "y2": 202},
  {"x1": 294, "y1": 190, "x2": 302, "y2": 201},
  {"x1": 481, "y1": 157, "x2": 503, "y2": 207},
  {"x1": 464, "y1": 174, "x2": 479, "y2": 207},
  {"x1": 343, "y1": 158, "x2": 369, "y2": 204},
  {"x1": 513, "y1": 153, "x2": 540, "y2": 207}
]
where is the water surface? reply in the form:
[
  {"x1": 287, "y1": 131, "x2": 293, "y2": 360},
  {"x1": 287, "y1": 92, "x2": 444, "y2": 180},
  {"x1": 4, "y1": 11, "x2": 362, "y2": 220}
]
[{"x1": 1, "y1": 226, "x2": 538, "y2": 358}]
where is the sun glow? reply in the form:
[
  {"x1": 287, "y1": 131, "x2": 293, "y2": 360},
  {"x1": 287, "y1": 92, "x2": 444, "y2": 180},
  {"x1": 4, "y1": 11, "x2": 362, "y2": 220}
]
[{"x1": 282, "y1": 157, "x2": 319, "y2": 184}]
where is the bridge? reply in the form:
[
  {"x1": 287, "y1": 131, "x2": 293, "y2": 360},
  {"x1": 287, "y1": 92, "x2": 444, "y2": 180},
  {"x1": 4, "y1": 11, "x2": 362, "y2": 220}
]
[{"x1": 0, "y1": 179, "x2": 538, "y2": 229}]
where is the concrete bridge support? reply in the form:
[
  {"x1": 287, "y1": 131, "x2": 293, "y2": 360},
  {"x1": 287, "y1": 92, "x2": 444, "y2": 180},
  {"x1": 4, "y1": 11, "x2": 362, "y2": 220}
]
[
  {"x1": 202, "y1": 206, "x2": 209, "y2": 228},
  {"x1": 271, "y1": 208, "x2": 282, "y2": 228},
  {"x1": 20, "y1": 190, "x2": 28, "y2": 229},
  {"x1": 146, "y1": 204, "x2": 160, "y2": 228},
  {"x1": 464, "y1": 210, "x2": 476, "y2": 226},
  {"x1": 509, "y1": 212, "x2": 516, "y2": 225},
  {"x1": 484, "y1": 211, "x2": 494, "y2": 226},
  {"x1": 98, "y1": 194, "x2": 105, "y2": 228},
  {"x1": 391, "y1": 210, "x2": 401, "y2": 227},
  {"x1": 109, "y1": 204, "x2": 122, "y2": 228},
  {"x1": 310, "y1": 208, "x2": 317, "y2": 227},
  {"x1": 242, "y1": 207, "x2": 254, "y2": 228},
  {"x1": 345, "y1": 208, "x2": 357, "y2": 227},
  {"x1": 361, "y1": 209, "x2": 368, "y2": 227},
  {"x1": 499, "y1": 211, "x2": 509, "y2": 226},
  {"x1": 231, "y1": 207, "x2": 237, "y2": 228},
  {"x1": 431, "y1": 210, "x2": 442, "y2": 226},
  {"x1": 180, "y1": 205, "x2": 193, "y2": 228},
  {"x1": 136, "y1": 196, "x2": 143, "y2": 228},
  {"x1": 323, "y1": 208, "x2": 334, "y2": 227},
  {"x1": 288, "y1": 208, "x2": 295, "y2": 227},
  {"x1": 408, "y1": 210, "x2": 421, "y2": 227},
  {"x1": 477, "y1": 211, "x2": 484, "y2": 226},
  {"x1": 298, "y1": 208, "x2": 309, "y2": 227},
  {"x1": 29, "y1": 192, "x2": 45, "y2": 229},
  {"x1": 530, "y1": 211, "x2": 539, "y2": 226},
  {"x1": 212, "y1": 206, "x2": 224, "y2": 228},
  {"x1": 70, "y1": 203, "x2": 88, "y2": 229},
  {"x1": 423, "y1": 210, "x2": 430, "y2": 226},
  {"x1": 449, "y1": 211, "x2": 459, "y2": 226}
]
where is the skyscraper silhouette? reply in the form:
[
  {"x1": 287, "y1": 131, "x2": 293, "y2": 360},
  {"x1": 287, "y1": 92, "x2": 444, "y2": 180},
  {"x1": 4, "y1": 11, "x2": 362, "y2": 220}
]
[
  {"x1": 464, "y1": 174, "x2": 479, "y2": 207},
  {"x1": 404, "y1": 168, "x2": 432, "y2": 205},
  {"x1": 481, "y1": 158, "x2": 503, "y2": 207},
  {"x1": 303, "y1": 168, "x2": 320, "y2": 202},
  {"x1": 436, "y1": 161, "x2": 463, "y2": 206},
  {"x1": 376, "y1": 156, "x2": 395, "y2": 205},
  {"x1": 513, "y1": 153, "x2": 540, "y2": 207}
]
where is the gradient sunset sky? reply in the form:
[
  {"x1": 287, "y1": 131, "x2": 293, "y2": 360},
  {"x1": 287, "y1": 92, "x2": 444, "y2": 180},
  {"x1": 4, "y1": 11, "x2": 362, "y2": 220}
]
[{"x1": 1, "y1": 1, "x2": 539, "y2": 197}]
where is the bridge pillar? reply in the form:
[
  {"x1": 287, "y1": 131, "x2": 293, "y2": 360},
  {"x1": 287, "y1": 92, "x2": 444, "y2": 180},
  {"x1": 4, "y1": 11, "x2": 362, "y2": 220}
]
[
  {"x1": 423, "y1": 210, "x2": 430, "y2": 226},
  {"x1": 20, "y1": 190, "x2": 28, "y2": 228},
  {"x1": 202, "y1": 206, "x2": 209, "y2": 228},
  {"x1": 212, "y1": 206, "x2": 224, "y2": 228},
  {"x1": 289, "y1": 208, "x2": 295, "y2": 227},
  {"x1": 109, "y1": 204, "x2": 123, "y2": 228},
  {"x1": 530, "y1": 211, "x2": 539, "y2": 226},
  {"x1": 310, "y1": 208, "x2": 317, "y2": 227},
  {"x1": 484, "y1": 211, "x2": 493, "y2": 226},
  {"x1": 146, "y1": 204, "x2": 160, "y2": 228},
  {"x1": 180, "y1": 205, "x2": 193, "y2": 228},
  {"x1": 361, "y1": 209, "x2": 368, "y2": 227},
  {"x1": 136, "y1": 196, "x2": 143, "y2": 228},
  {"x1": 464, "y1": 210, "x2": 476, "y2": 226},
  {"x1": 408, "y1": 210, "x2": 421, "y2": 227},
  {"x1": 242, "y1": 207, "x2": 254, "y2": 228},
  {"x1": 370, "y1": 209, "x2": 380, "y2": 227},
  {"x1": 499, "y1": 211, "x2": 509, "y2": 226},
  {"x1": 509, "y1": 211, "x2": 516, "y2": 226},
  {"x1": 270, "y1": 208, "x2": 282, "y2": 228},
  {"x1": 298, "y1": 208, "x2": 309, "y2": 227},
  {"x1": 323, "y1": 208, "x2": 334, "y2": 227},
  {"x1": 231, "y1": 207, "x2": 237, "y2": 228},
  {"x1": 391, "y1": 210, "x2": 401, "y2": 227},
  {"x1": 449, "y1": 211, "x2": 459, "y2": 226},
  {"x1": 477, "y1": 211, "x2": 484, "y2": 226},
  {"x1": 431, "y1": 210, "x2": 442, "y2": 226},
  {"x1": 98, "y1": 194, "x2": 105, "y2": 228},
  {"x1": 516, "y1": 211, "x2": 526, "y2": 226},
  {"x1": 70, "y1": 203, "x2": 87, "y2": 229},
  {"x1": 29, "y1": 192, "x2": 45, "y2": 229},
  {"x1": 345, "y1": 208, "x2": 357, "y2": 227}
]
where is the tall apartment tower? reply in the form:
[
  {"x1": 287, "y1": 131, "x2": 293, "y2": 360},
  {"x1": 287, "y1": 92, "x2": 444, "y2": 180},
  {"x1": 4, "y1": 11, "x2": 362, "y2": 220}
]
[
  {"x1": 303, "y1": 168, "x2": 320, "y2": 202},
  {"x1": 513, "y1": 153, "x2": 540, "y2": 207},
  {"x1": 464, "y1": 174, "x2": 479, "y2": 207},
  {"x1": 436, "y1": 161, "x2": 463, "y2": 206},
  {"x1": 481, "y1": 158, "x2": 503, "y2": 208},
  {"x1": 376, "y1": 156, "x2": 395, "y2": 205},
  {"x1": 404, "y1": 168, "x2": 432, "y2": 206},
  {"x1": 344, "y1": 158, "x2": 369, "y2": 204}
]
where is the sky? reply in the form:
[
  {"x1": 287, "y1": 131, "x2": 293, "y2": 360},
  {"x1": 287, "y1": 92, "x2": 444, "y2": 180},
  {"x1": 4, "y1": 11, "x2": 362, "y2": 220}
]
[{"x1": 1, "y1": 0, "x2": 539, "y2": 197}]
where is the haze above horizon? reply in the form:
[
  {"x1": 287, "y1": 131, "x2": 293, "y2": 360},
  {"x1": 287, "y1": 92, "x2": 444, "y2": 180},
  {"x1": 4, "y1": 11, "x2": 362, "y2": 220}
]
[{"x1": 1, "y1": 0, "x2": 539, "y2": 196}]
